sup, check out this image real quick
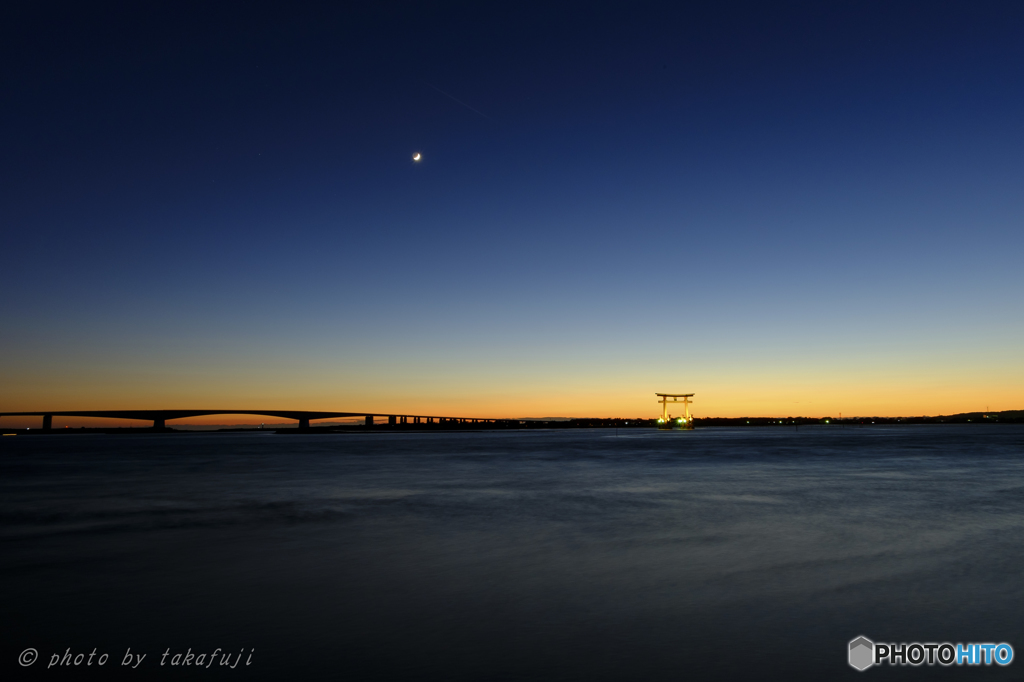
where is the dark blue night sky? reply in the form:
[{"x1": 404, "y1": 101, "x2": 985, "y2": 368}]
[{"x1": 2, "y1": 1, "x2": 1022, "y2": 420}]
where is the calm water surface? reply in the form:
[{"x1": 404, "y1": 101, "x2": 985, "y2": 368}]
[{"x1": 2, "y1": 426, "x2": 1023, "y2": 680}]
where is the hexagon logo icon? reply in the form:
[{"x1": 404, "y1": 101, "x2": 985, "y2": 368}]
[{"x1": 849, "y1": 636, "x2": 874, "y2": 671}]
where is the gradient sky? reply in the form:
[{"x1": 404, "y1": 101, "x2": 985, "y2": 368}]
[{"x1": 2, "y1": 1, "x2": 1022, "y2": 425}]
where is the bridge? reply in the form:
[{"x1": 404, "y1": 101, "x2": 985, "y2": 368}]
[{"x1": 0, "y1": 409, "x2": 505, "y2": 431}]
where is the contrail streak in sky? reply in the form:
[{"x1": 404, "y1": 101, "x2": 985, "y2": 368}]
[{"x1": 421, "y1": 80, "x2": 491, "y2": 120}]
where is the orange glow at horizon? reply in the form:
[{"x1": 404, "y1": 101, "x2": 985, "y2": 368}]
[
  {"x1": 1, "y1": 381, "x2": 1020, "y2": 430},
  {"x1": 2, "y1": 334, "x2": 1021, "y2": 428}
]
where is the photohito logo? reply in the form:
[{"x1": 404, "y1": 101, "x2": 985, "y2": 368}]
[
  {"x1": 848, "y1": 636, "x2": 1013, "y2": 671},
  {"x1": 849, "y1": 637, "x2": 874, "y2": 671}
]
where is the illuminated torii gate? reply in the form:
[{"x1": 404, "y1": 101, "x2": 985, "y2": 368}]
[{"x1": 655, "y1": 393, "x2": 694, "y2": 430}]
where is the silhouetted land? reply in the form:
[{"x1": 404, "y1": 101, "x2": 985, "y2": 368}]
[{"x1": 2, "y1": 411, "x2": 1021, "y2": 435}]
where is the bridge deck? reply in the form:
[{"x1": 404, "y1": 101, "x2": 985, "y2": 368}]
[{"x1": 0, "y1": 410, "x2": 502, "y2": 429}]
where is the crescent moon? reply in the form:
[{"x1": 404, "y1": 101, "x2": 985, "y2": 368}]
[{"x1": 412, "y1": 152, "x2": 422, "y2": 162}]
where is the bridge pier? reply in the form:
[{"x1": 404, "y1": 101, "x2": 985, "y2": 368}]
[
  {"x1": 298, "y1": 417, "x2": 310, "y2": 430},
  {"x1": 365, "y1": 415, "x2": 373, "y2": 426},
  {"x1": 42, "y1": 414, "x2": 52, "y2": 431},
  {"x1": 388, "y1": 415, "x2": 396, "y2": 425},
  {"x1": 153, "y1": 417, "x2": 165, "y2": 429}
]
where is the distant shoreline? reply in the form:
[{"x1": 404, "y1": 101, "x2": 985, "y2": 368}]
[{"x1": 2, "y1": 411, "x2": 1021, "y2": 435}]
